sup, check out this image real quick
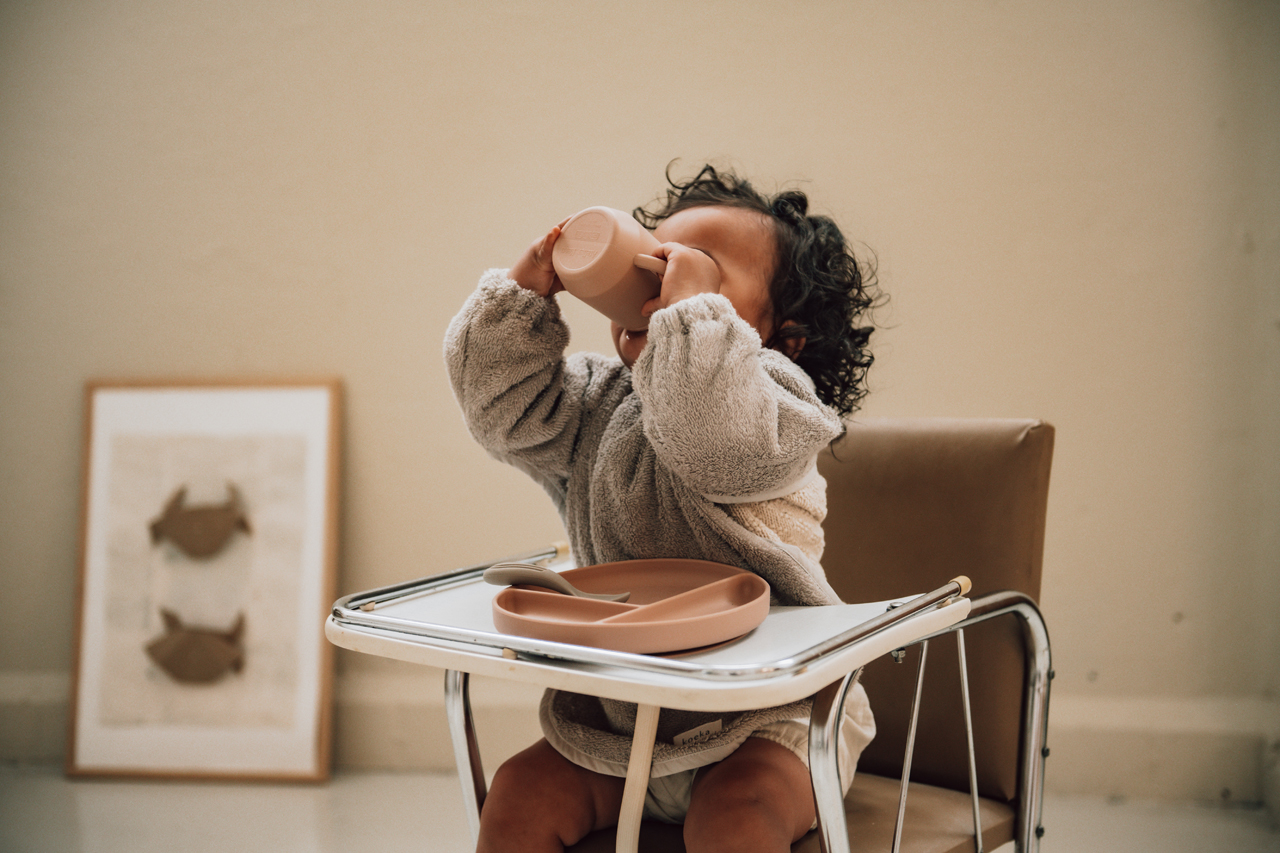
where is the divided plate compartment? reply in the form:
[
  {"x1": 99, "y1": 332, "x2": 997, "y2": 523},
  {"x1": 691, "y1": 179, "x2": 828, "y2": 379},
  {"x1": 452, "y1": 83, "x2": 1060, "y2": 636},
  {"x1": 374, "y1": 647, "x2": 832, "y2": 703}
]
[{"x1": 491, "y1": 559, "x2": 770, "y2": 654}]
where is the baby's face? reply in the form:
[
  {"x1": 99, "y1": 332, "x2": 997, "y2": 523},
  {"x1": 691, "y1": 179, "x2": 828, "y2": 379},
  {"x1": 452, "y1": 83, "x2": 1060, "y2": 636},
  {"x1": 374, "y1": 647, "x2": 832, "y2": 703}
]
[{"x1": 611, "y1": 205, "x2": 777, "y2": 368}]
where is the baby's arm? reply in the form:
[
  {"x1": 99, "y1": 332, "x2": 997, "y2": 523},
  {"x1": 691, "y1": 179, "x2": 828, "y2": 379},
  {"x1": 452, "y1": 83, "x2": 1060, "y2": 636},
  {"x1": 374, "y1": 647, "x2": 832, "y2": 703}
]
[
  {"x1": 633, "y1": 295, "x2": 843, "y2": 502},
  {"x1": 443, "y1": 258, "x2": 587, "y2": 484}
]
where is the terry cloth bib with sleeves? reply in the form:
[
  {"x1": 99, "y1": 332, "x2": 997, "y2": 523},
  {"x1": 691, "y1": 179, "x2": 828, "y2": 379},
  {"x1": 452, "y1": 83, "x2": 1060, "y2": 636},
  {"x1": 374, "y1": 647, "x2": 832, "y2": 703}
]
[{"x1": 444, "y1": 270, "x2": 874, "y2": 778}]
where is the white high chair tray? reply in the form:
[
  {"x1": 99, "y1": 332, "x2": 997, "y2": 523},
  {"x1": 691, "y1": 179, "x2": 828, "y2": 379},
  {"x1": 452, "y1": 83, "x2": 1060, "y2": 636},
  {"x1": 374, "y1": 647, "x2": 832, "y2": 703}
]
[{"x1": 326, "y1": 551, "x2": 970, "y2": 712}]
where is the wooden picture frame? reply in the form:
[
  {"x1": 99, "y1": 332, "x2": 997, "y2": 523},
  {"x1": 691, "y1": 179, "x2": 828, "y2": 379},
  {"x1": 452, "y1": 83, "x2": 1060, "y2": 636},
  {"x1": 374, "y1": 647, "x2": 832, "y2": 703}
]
[{"x1": 67, "y1": 379, "x2": 341, "y2": 781}]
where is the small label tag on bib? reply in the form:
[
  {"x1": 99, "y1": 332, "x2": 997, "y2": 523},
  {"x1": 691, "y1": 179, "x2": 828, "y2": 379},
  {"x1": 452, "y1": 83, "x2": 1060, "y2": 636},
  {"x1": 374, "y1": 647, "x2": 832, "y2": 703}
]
[{"x1": 673, "y1": 719, "x2": 723, "y2": 747}]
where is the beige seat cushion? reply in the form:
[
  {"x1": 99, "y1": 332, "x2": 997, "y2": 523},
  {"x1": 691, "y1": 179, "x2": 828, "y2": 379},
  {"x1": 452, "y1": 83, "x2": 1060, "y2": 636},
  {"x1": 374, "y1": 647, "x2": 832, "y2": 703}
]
[
  {"x1": 795, "y1": 773, "x2": 1016, "y2": 853},
  {"x1": 568, "y1": 774, "x2": 1014, "y2": 853}
]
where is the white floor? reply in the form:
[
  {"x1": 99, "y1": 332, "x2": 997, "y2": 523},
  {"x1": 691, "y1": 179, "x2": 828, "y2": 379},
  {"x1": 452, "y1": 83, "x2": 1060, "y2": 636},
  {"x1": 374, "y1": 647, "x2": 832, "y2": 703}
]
[{"x1": 1, "y1": 764, "x2": 1276, "y2": 852}]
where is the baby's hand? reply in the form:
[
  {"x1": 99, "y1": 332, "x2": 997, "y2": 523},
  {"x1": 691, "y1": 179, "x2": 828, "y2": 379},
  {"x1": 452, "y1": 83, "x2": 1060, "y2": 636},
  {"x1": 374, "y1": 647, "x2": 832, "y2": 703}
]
[
  {"x1": 509, "y1": 219, "x2": 570, "y2": 298},
  {"x1": 641, "y1": 243, "x2": 720, "y2": 317}
]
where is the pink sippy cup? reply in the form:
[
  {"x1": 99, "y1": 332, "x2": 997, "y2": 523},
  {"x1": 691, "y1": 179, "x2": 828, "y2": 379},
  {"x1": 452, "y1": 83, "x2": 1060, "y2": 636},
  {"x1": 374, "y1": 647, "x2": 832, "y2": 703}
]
[{"x1": 551, "y1": 207, "x2": 668, "y2": 331}]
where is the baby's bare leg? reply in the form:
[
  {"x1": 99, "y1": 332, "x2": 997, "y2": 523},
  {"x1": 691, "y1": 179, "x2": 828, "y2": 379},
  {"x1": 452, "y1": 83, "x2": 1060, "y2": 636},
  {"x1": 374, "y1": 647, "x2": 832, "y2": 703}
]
[
  {"x1": 683, "y1": 737, "x2": 817, "y2": 853},
  {"x1": 477, "y1": 738, "x2": 626, "y2": 853}
]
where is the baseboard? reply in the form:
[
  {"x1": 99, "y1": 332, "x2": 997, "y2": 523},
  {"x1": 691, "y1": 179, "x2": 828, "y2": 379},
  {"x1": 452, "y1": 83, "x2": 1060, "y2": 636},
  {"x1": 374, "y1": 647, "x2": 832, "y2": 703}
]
[
  {"x1": 0, "y1": 668, "x2": 544, "y2": 775},
  {"x1": 0, "y1": 672, "x2": 69, "y2": 763},
  {"x1": 1047, "y1": 694, "x2": 1280, "y2": 805},
  {"x1": 332, "y1": 667, "x2": 544, "y2": 774},
  {"x1": 5, "y1": 670, "x2": 1277, "y2": 813}
]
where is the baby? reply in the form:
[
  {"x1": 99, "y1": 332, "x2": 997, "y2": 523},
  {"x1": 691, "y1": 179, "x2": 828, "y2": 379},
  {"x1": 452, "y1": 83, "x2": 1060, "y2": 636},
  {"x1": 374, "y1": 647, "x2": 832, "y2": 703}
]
[{"x1": 445, "y1": 165, "x2": 880, "y2": 852}]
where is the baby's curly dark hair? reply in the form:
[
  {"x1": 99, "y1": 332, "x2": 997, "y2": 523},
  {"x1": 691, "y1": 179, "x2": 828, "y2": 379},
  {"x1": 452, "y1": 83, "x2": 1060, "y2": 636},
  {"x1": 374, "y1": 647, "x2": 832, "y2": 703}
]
[{"x1": 633, "y1": 164, "x2": 880, "y2": 418}]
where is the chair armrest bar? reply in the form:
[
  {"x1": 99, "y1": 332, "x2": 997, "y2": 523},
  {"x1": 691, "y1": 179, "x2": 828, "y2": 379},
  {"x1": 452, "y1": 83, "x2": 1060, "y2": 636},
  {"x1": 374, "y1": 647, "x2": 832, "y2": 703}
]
[{"x1": 912, "y1": 592, "x2": 1051, "y2": 853}]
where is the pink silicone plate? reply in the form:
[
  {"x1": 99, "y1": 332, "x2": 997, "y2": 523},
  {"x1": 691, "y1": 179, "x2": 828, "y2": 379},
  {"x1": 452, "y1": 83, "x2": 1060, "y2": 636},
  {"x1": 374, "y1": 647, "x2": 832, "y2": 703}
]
[{"x1": 491, "y1": 559, "x2": 770, "y2": 654}]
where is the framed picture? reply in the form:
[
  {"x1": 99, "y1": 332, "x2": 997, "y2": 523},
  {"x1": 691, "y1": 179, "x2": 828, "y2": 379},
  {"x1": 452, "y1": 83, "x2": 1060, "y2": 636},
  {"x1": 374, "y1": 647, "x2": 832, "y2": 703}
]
[{"x1": 67, "y1": 379, "x2": 342, "y2": 781}]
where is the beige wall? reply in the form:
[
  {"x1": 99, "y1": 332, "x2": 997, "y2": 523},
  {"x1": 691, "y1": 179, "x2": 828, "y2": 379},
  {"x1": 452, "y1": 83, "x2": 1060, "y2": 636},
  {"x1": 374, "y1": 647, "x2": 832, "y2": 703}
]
[{"x1": 2, "y1": 1, "x2": 1277, "y2": 801}]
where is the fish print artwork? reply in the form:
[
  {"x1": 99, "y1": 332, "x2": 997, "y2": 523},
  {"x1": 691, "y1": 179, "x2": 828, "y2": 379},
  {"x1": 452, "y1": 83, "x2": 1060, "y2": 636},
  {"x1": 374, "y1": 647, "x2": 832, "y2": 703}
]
[
  {"x1": 145, "y1": 609, "x2": 246, "y2": 684},
  {"x1": 149, "y1": 484, "x2": 251, "y2": 559}
]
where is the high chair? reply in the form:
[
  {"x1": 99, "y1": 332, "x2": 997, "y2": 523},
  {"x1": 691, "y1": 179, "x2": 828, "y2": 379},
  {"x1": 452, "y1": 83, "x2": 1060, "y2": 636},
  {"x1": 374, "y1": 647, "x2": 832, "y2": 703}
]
[{"x1": 326, "y1": 417, "x2": 1054, "y2": 853}]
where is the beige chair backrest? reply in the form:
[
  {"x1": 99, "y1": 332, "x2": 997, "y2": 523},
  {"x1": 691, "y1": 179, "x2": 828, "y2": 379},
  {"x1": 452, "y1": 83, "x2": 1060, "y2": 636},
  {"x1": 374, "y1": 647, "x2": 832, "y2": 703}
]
[{"x1": 817, "y1": 418, "x2": 1054, "y2": 803}]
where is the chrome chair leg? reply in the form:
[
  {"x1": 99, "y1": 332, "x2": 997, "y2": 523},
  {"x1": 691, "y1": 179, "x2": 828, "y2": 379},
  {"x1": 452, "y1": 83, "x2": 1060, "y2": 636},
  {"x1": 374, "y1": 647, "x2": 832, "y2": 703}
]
[
  {"x1": 956, "y1": 629, "x2": 983, "y2": 853},
  {"x1": 892, "y1": 640, "x2": 929, "y2": 853},
  {"x1": 444, "y1": 669, "x2": 486, "y2": 844},
  {"x1": 1017, "y1": 604, "x2": 1052, "y2": 853},
  {"x1": 954, "y1": 593, "x2": 1053, "y2": 852},
  {"x1": 809, "y1": 669, "x2": 861, "y2": 853}
]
